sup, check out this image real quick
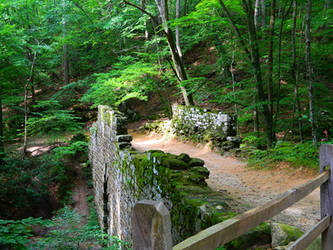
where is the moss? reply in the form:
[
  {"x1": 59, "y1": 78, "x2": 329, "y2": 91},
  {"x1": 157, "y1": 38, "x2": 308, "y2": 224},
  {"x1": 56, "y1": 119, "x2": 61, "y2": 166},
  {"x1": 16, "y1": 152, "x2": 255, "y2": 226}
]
[
  {"x1": 225, "y1": 222, "x2": 271, "y2": 250},
  {"x1": 191, "y1": 166, "x2": 210, "y2": 178},
  {"x1": 161, "y1": 157, "x2": 189, "y2": 170},
  {"x1": 189, "y1": 158, "x2": 205, "y2": 167},
  {"x1": 177, "y1": 153, "x2": 191, "y2": 163},
  {"x1": 279, "y1": 223, "x2": 303, "y2": 245}
]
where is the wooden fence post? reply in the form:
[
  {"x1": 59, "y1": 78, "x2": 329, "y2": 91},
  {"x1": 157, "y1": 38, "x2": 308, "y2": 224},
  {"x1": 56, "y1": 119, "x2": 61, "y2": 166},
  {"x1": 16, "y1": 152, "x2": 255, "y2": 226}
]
[
  {"x1": 131, "y1": 200, "x2": 172, "y2": 250},
  {"x1": 319, "y1": 144, "x2": 333, "y2": 250}
]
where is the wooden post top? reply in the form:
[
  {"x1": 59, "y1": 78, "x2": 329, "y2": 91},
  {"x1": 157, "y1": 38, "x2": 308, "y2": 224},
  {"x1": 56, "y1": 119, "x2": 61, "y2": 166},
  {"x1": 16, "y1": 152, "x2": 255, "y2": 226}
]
[{"x1": 132, "y1": 200, "x2": 172, "y2": 250}]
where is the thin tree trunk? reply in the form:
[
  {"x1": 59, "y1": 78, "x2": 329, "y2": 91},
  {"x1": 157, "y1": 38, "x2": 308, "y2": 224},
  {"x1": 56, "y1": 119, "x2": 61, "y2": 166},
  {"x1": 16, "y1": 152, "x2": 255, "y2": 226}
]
[
  {"x1": 267, "y1": 0, "x2": 275, "y2": 116},
  {"x1": 254, "y1": 107, "x2": 259, "y2": 136},
  {"x1": 231, "y1": 51, "x2": 239, "y2": 135},
  {"x1": 124, "y1": 0, "x2": 193, "y2": 106},
  {"x1": 141, "y1": 0, "x2": 149, "y2": 40},
  {"x1": 63, "y1": 0, "x2": 69, "y2": 85},
  {"x1": 176, "y1": 0, "x2": 182, "y2": 58},
  {"x1": 23, "y1": 84, "x2": 28, "y2": 157},
  {"x1": 218, "y1": 0, "x2": 251, "y2": 61},
  {"x1": 0, "y1": 85, "x2": 4, "y2": 160},
  {"x1": 254, "y1": 0, "x2": 260, "y2": 28},
  {"x1": 243, "y1": 0, "x2": 273, "y2": 147},
  {"x1": 292, "y1": 0, "x2": 303, "y2": 142},
  {"x1": 63, "y1": 47, "x2": 69, "y2": 84},
  {"x1": 154, "y1": 0, "x2": 193, "y2": 106},
  {"x1": 261, "y1": 0, "x2": 266, "y2": 26},
  {"x1": 23, "y1": 51, "x2": 37, "y2": 157},
  {"x1": 305, "y1": 0, "x2": 317, "y2": 144},
  {"x1": 274, "y1": 0, "x2": 292, "y2": 140}
]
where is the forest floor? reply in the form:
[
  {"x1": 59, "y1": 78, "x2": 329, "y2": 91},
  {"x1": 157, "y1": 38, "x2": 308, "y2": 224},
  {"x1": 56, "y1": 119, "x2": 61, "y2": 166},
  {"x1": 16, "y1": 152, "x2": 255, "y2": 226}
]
[{"x1": 131, "y1": 132, "x2": 320, "y2": 232}]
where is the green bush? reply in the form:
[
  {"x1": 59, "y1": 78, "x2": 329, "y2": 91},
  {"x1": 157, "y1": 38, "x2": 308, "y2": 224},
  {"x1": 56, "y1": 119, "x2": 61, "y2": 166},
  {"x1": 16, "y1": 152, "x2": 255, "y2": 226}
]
[
  {"x1": 27, "y1": 100, "x2": 81, "y2": 135},
  {"x1": 34, "y1": 206, "x2": 129, "y2": 249},
  {"x1": 247, "y1": 141, "x2": 319, "y2": 169},
  {"x1": 0, "y1": 217, "x2": 46, "y2": 249}
]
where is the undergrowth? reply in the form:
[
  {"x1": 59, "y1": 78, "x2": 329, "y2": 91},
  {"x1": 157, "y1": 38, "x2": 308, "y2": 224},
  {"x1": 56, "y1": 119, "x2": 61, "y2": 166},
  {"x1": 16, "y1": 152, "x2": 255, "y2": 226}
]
[{"x1": 246, "y1": 141, "x2": 319, "y2": 169}]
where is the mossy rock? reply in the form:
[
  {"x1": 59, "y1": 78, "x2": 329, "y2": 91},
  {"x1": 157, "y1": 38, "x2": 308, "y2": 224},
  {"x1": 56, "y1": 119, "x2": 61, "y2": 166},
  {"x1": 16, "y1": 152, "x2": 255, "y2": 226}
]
[
  {"x1": 161, "y1": 157, "x2": 189, "y2": 170},
  {"x1": 187, "y1": 173, "x2": 207, "y2": 186},
  {"x1": 147, "y1": 150, "x2": 165, "y2": 154},
  {"x1": 177, "y1": 184, "x2": 210, "y2": 195},
  {"x1": 177, "y1": 153, "x2": 191, "y2": 163},
  {"x1": 189, "y1": 158, "x2": 205, "y2": 167},
  {"x1": 191, "y1": 166, "x2": 210, "y2": 179},
  {"x1": 271, "y1": 222, "x2": 303, "y2": 248},
  {"x1": 225, "y1": 222, "x2": 271, "y2": 250}
]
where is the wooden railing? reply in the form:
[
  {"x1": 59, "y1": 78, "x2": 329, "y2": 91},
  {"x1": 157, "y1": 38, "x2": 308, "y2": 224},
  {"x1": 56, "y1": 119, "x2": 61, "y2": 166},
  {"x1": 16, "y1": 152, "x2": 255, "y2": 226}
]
[{"x1": 131, "y1": 144, "x2": 333, "y2": 250}]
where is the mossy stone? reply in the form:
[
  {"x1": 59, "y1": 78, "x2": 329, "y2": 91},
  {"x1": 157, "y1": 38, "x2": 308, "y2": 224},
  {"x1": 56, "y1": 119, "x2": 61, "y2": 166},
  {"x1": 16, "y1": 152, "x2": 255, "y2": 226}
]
[
  {"x1": 191, "y1": 166, "x2": 209, "y2": 178},
  {"x1": 189, "y1": 158, "x2": 205, "y2": 167},
  {"x1": 177, "y1": 153, "x2": 191, "y2": 163},
  {"x1": 271, "y1": 222, "x2": 303, "y2": 248},
  {"x1": 161, "y1": 157, "x2": 189, "y2": 170}
]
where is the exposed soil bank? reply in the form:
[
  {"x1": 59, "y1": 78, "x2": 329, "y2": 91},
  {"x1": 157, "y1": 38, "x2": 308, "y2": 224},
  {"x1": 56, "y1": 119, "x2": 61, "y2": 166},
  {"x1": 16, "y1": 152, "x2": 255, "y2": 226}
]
[{"x1": 131, "y1": 132, "x2": 320, "y2": 231}]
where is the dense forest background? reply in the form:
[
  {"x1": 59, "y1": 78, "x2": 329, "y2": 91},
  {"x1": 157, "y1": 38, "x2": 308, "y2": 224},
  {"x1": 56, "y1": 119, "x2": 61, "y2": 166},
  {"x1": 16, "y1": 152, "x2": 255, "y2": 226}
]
[{"x1": 0, "y1": 0, "x2": 332, "y2": 248}]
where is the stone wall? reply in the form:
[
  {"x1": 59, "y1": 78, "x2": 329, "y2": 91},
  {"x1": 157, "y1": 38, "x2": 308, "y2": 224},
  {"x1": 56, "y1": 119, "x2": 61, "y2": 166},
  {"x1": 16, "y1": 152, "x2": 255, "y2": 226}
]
[
  {"x1": 89, "y1": 105, "x2": 239, "y2": 245},
  {"x1": 172, "y1": 105, "x2": 240, "y2": 151}
]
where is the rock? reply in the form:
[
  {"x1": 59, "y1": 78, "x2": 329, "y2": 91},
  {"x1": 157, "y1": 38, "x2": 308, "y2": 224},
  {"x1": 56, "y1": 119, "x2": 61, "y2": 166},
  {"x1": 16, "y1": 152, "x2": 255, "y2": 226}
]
[
  {"x1": 118, "y1": 142, "x2": 131, "y2": 149},
  {"x1": 189, "y1": 158, "x2": 205, "y2": 167},
  {"x1": 271, "y1": 223, "x2": 288, "y2": 248},
  {"x1": 177, "y1": 153, "x2": 191, "y2": 163},
  {"x1": 116, "y1": 135, "x2": 132, "y2": 142},
  {"x1": 271, "y1": 223, "x2": 303, "y2": 248},
  {"x1": 191, "y1": 166, "x2": 209, "y2": 179},
  {"x1": 161, "y1": 157, "x2": 189, "y2": 170}
]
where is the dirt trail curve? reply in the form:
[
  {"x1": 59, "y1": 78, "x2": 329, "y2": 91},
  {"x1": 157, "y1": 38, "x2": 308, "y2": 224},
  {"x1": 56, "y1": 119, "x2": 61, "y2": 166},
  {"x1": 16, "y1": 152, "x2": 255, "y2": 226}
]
[{"x1": 131, "y1": 132, "x2": 320, "y2": 232}]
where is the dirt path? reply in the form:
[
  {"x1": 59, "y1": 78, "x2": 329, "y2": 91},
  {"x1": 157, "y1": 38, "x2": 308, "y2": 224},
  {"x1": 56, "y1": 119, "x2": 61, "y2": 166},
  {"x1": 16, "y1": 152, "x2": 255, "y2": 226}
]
[{"x1": 131, "y1": 132, "x2": 320, "y2": 231}]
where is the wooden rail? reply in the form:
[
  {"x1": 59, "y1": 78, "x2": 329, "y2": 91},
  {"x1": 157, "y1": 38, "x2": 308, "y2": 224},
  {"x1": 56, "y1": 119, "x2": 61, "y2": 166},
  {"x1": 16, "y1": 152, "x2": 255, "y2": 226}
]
[{"x1": 131, "y1": 144, "x2": 333, "y2": 250}]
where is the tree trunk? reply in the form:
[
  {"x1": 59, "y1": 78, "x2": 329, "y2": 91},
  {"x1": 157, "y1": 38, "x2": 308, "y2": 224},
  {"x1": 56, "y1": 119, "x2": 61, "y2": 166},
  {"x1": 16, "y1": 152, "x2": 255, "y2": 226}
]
[
  {"x1": 291, "y1": 0, "x2": 303, "y2": 142},
  {"x1": 176, "y1": 0, "x2": 182, "y2": 58},
  {"x1": 23, "y1": 51, "x2": 37, "y2": 157},
  {"x1": 23, "y1": 83, "x2": 28, "y2": 157},
  {"x1": 305, "y1": 0, "x2": 317, "y2": 144},
  {"x1": 141, "y1": 0, "x2": 149, "y2": 40},
  {"x1": 63, "y1": 45, "x2": 69, "y2": 85},
  {"x1": 0, "y1": 85, "x2": 4, "y2": 161},
  {"x1": 63, "y1": 0, "x2": 69, "y2": 85},
  {"x1": 261, "y1": 0, "x2": 266, "y2": 26},
  {"x1": 267, "y1": 0, "x2": 275, "y2": 116},
  {"x1": 243, "y1": 0, "x2": 273, "y2": 147},
  {"x1": 231, "y1": 51, "x2": 239, "y2": 135},
  {"x1": 274, "y1": 0, "x2": 292, "y2": 140},
  {"x1": 254, "y1": 0, "x2": 260, "y2": 28},
  {"x1": 154, "y1": 0, "x2": 194, "y2": 106}
]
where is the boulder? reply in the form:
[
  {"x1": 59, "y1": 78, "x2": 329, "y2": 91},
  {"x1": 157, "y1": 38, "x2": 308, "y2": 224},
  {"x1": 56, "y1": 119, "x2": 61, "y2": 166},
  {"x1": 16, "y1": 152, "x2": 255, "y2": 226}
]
[
  {"x1": 177, "y1": 153, "x2": 191, "y2": 163},
  {"x1": 271, "y1": 222, "x2": 303, "y2": 248},
  {"x1": 189, "y1": 158, "x2": 205, "y2": 167}
]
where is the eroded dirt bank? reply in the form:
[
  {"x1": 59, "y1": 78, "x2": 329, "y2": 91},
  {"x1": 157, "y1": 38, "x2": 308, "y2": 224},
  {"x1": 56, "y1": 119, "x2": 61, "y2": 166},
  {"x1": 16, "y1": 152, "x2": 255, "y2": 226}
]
[{"x1": 131, "y1": 132, "x2": 320, "y2": 231}]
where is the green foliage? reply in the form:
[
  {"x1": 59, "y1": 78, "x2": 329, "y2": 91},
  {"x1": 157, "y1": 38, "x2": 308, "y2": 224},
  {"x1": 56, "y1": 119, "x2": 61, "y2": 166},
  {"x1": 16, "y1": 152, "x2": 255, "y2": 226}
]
[
  {"x1": 27, "y1": 100, "x2": 81, "y2": 135},
  {"x1": 81, "y1": 59, "x2": 160, "y2": 108},
  {"x1": 34, "y1": 206, "x2": 129, "y2": 249},
  {"x1": 0, "y1": 155, "x2": 53, "y2": 219},
  {"x1": 247, "y1": 141, "x2": 319, "y2": 169},
  {"x1": 0, "y1": 206, "x2": 129, "y2": 249},
  {"x1": 0, "y1": 217, "x2": 46, "y2": 249}
]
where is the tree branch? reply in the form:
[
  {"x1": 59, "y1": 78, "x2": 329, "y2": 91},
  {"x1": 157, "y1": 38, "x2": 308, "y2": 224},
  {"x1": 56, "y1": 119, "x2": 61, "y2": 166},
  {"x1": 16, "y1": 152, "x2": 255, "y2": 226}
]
[
  {"x1": 123, "y1": 0, "x2": 159, "y2": 25},
  {"x1": 217, "y1": 0, "x2": 251, "y2": 60}
]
